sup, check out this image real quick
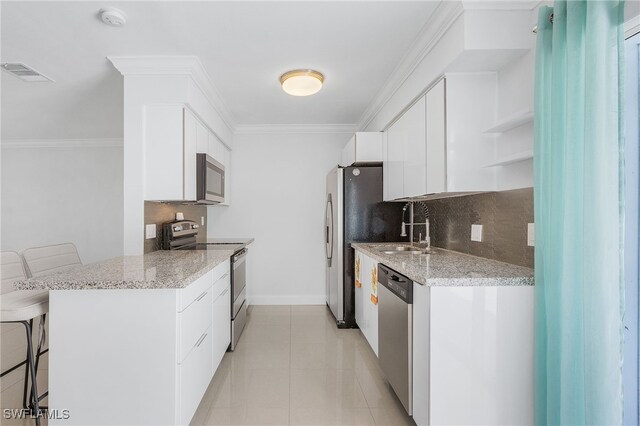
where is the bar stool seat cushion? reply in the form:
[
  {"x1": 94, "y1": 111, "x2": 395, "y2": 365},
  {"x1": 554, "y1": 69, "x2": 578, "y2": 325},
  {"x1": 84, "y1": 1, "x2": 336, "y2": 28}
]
[{"x1": 0, "y1": 290, "x2": 49, "y2": 322}]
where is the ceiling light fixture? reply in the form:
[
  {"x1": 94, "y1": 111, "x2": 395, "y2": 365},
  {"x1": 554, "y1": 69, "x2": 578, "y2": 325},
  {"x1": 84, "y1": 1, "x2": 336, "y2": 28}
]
[
  {"x1": 279, "y1": 69, "x2": 324, "y2": 96},
  {"x1": 99, "y1": 7, "x2": 127, "y2": 27}
]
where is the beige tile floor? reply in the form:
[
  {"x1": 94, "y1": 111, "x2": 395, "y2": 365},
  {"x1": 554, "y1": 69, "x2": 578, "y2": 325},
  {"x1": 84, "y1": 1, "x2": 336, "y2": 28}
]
[
  {"x1": 0, "y1": 306, "x2": 414, "y2": 426},
  {"x1": 191, "y1": 305, "x2": 415, "y2": 426}
]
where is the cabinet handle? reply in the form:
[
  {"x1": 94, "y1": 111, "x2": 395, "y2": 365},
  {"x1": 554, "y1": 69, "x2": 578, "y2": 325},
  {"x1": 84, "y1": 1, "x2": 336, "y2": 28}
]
[
  {"x1": 220, "y1": 288, "x2": 229, "y2": 297},
  {"x1": 195, "y1": 291, "x2": 208, "y2": 302},
  {"x1": 195, "y1": 333, "x2": 207, "y2": 348},
  {"x1": 217, "y1": 273, "x2": 229, "y2": 282}
]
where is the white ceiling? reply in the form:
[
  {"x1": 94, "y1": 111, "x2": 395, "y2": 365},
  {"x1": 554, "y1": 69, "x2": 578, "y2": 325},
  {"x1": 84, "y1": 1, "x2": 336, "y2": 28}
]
[{"x1": 1, "y1": 1, "x2": 440, "y2": 140}]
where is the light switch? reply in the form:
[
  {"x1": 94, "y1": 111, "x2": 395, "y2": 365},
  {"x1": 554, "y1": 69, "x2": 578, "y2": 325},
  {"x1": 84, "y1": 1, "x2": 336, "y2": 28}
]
[
  {"x1": 471, "y1": 224, "x2": 483, "y2": 242},
  {"x1": 527, "y1": 223, "x2": 535, "y2": 247},
  {"x1": 201, "y1": 216, "x2": 205, "y2": 226},
  {"x1": 145, "y1": 224, "x2": 157, "y2": 240}
]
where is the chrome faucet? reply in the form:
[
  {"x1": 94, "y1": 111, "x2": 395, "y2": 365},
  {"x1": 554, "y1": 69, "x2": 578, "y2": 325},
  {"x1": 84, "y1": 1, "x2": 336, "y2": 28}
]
[{"x1": 400, "y1": 202, "x2": 431, "y2": 249}]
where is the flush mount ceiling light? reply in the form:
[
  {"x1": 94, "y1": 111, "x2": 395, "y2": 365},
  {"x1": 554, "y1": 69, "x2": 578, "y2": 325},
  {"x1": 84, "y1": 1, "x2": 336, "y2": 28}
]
[
  {"x1": 279, "y1": 69, "x2": 324, "y2": 96},
  {"x1": 99, "y1": 7, "x2": 127, "y2": 27}
]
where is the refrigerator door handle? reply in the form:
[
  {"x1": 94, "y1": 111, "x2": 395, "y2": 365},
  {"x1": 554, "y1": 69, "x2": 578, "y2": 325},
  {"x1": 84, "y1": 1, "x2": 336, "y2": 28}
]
[{"x1": 325, "y1": 194, "x2": 334, "y2": 266}]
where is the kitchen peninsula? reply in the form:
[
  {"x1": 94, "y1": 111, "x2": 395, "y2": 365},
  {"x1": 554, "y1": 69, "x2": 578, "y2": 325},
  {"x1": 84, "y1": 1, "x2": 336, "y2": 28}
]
[{"x1": 15, "y1": 249, "x2": 235, "y2": 426}]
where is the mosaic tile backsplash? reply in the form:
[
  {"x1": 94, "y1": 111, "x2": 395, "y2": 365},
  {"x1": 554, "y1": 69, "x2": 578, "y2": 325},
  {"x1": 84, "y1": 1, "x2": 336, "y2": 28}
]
[
  {"x1": 144, "y1": 202, "x2": 208, "y2": 253},
  {"x1": 413, "y1": 188, "x2": 534, "y2": 268}
]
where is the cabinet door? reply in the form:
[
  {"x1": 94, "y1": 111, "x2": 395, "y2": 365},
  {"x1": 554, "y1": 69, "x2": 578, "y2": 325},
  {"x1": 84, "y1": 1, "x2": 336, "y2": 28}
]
[
  {"x1": 212, "y1": 277, "x2": 230, "y2": 371},
  {"x1": 208, "y1": 132, "x2": 224, "y2": 164},
  {"x1": 354, "y1": 251, "x2": 364, "y2": 328},
  {"x1": 384, "y1": 120, "x2": 405, "y2": 201},
  {"x1": 403, "y1": 96, "x2": 427, "y2": 197},
  {"x1": 359, "y1": 254, "x2": 379, "y2": 356},
  {"x1": 222, "y1": 147, "x2": 231, "y2": 206},
  {"x1": 366, "y1": 256, "x2": 379, "y2": 356},
  {"x1": 425, "y1": 79, "x2": 446, "y2": 194},
  {"x1": 179, "y1": 324, "x2": 213, "y2": 426},
  {"x1": 144, "y1": 105, "x2": 185, "y2": 200},
  {"x1": 412, "y1": 282, "x2": 430, "y2": 426},
  {"x1": 183, "y1": 109, "x2": 197, "y2": 200},
  {"x1": 341, "y1": 135, "x2": 356, "y2": 167},
  {"x1": 195, "y1": 117, "x2": 208, "y2": 154},
  {"x1": 354, "y1": 132, "x2": 383, "y2": 163}
]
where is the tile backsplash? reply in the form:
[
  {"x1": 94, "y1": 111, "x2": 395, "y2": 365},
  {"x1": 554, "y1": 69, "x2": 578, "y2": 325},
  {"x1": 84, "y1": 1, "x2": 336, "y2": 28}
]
[
  {"x1": 416, "y1": 188, "x2": 534, "y2": 268},
  {"x1": 144, "y1": 202, "x2": 208, "y2": 253}
]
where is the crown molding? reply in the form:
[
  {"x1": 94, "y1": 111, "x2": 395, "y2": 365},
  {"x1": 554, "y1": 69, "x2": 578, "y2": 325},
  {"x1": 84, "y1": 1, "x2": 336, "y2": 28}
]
[
  {"x1": 107, "y1": 56, "x2": 236, "y2": 132},
  {"x1": 234, "y1": 123, "x2": 358, "y2": 135},
  {"x1": 1, "y1": 138, "x2": 123, "y2": 149}
]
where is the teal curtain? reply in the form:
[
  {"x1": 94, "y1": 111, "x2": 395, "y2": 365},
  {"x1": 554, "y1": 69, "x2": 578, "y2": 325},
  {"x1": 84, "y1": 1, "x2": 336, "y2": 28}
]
[{"x1": 534, "y1": 1, "x2": 625, "y2": 424}]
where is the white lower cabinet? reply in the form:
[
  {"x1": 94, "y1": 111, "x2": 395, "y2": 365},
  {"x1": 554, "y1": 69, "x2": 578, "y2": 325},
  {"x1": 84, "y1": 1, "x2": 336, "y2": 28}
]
[
  {"x1": 354, "y1": 250, "x2": 379, "y2": 356},
  {"x1": 177, "y1": 263, "x2": 230, "y2": 425},
  {"x1": 412, "y1": 284, "x2": 534, "y2": 426}
]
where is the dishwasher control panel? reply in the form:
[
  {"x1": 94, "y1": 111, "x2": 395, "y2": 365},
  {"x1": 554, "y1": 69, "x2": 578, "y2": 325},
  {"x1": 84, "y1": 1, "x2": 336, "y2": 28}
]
[{"x1": 377, "y1": 264, "x2": 413, "y2": 303}]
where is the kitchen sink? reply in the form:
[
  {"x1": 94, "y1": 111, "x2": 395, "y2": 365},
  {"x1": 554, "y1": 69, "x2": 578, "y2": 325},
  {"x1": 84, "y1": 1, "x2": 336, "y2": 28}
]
[{"x1": 377, "y1": 246, "x2": 438, "y2": 255}]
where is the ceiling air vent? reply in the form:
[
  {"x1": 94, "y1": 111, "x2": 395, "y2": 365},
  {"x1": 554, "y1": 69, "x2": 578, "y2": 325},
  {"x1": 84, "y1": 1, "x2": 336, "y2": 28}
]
[{"x1": 0, "y1": 63, "x2": 54, "y2": 82}]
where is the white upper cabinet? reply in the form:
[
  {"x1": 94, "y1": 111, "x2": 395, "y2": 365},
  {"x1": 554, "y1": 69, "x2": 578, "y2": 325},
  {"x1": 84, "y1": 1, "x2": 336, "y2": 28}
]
[
  {"x1": 194, "y1": 116, "x2": 209, "y2": 155},
  {"x1": 208, "y1": 132, "x2": 225, "y2": 164},
  {"x1": 402, "y1": 97, "x2": 427, "y2": 198},
  {"x1": 145, "y1": 106, "x2": 197, "y2": 201},
  {"x1": 384, "y1": 96, "x2": 426, "y2": 200},
  {"x1": 383, "y1": 73, "x2": 498, "y2": 201},
  {"x1": 444, "y1": 73, "x2": 497, "y2": 192},
  {"x1": 425, "y1": 79, "x2": 446, "y2": 194},
  {"x1": 144, "y1": 106, "x2": 231, "y2": 203},
  {"x1": 220, "y1": 146, "x2": 231, "y2": 206},
  {"x1": 340, "y1": 132, "x2": 384, "y2": 167}
]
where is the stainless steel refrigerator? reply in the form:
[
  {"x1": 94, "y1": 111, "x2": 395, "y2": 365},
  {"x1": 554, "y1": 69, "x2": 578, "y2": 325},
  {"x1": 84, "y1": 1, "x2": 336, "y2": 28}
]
[{"x1": 325, "y1": 165, "x2": 405, "y2": 328}]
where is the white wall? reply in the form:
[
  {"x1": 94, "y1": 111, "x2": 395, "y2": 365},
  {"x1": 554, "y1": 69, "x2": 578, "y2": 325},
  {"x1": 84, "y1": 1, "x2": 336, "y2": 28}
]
[
  {"x1": 1, "y1": 140, "x2": 124, "y2": 264},
  {"x1": 207, "y1": 132, "x2": 346, "y2": 305}
]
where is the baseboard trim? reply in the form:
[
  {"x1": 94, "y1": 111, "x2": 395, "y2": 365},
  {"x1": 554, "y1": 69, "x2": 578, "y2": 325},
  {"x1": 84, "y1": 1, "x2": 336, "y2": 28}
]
[{"x1": 248, "y1": 295, "x2": 326, "y2": 305}]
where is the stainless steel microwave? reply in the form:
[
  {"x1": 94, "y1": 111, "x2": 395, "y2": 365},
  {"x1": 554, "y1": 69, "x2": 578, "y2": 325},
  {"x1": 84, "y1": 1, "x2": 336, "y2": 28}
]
[{"x1": 196, "y1": 153, "x2": 225, "y2": 204}]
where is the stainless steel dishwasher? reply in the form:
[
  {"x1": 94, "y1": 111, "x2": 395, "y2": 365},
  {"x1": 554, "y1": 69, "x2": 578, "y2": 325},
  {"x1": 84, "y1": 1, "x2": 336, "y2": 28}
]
[{"x1": 377, "y1": 264, "x2": 413, "y2": 415}]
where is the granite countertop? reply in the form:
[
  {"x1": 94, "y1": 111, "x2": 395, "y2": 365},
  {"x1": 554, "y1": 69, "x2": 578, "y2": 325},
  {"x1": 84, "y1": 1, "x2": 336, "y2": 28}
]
[
  {"x1": 351, "y1": 242, "x2": 533, "y2": 287},
  {"x1": 14, "y1": 249, "x2": 235, "y2": 291}
]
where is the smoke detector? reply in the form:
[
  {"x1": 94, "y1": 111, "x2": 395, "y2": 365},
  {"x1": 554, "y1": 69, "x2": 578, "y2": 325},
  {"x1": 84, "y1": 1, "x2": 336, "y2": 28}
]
[
  {"x1": 99, "y1": 8, "x2": 127, "y2": 27},
  {"x1": 0, "y1": 63, "x2": 54, "y2": 82}
]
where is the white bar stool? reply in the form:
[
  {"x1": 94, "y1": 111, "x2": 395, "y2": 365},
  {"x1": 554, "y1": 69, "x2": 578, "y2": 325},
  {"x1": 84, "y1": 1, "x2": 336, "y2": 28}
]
[{"x1": 0, "y1": 251, "x2": 48, "y2": 425}]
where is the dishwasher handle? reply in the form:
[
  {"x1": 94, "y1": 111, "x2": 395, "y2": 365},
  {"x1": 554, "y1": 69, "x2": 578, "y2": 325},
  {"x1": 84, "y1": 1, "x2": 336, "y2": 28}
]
[{"x1": 378, "y1": 264, "x2": 413, "y2": 303}]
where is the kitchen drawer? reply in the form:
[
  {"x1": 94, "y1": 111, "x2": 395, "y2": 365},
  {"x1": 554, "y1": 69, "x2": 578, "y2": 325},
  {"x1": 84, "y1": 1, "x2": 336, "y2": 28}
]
[
  {"x1": 213, "y1": 281, "x2": 231, "y2": 368},
  {"x1": 211, "y1": 270, "x2": 230, "y2": 301},
  {"x1": 178, "y1": 287, "x2": 213, "y2": 364},
  {"x1": 178, "y1": 270, "x2": 213, "y2": 312},
  {"x1": 178, "y1": 324, "x2": 213, "y2": 426},
  {"x1": 211, "y1": 259, "x2": 230, "y2": 284}
]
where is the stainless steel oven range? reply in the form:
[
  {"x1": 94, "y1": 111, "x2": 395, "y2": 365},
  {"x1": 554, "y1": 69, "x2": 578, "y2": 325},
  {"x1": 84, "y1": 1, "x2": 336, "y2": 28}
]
[{"x1": 162, "y1": 220, "x2": 248, "y2": 351}]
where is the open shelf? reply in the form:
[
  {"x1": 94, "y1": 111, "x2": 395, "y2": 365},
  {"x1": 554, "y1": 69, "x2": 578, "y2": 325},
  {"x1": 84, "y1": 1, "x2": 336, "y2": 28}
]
[
  {"x1": 484, "y1": 110, "x2": 533, "y2": 133},
  {"x1": 483, "y1": 150, "x2": 533, "y2": 168}
]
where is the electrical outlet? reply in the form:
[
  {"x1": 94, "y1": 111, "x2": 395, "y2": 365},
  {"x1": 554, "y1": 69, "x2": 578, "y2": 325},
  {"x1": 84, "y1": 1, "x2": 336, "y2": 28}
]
[
  {"x1": 201, "y1": 216, "x2": 205, "y2": 226},
  {"x1": 471, "y1": 224, "x2": 483, "y2": 242},
  {"x1": 145, "y1": 224, "x2": 157, "y2": 240},
  {"x1": 527, "y1": 223, "x2": 535, "y2": 246}
]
